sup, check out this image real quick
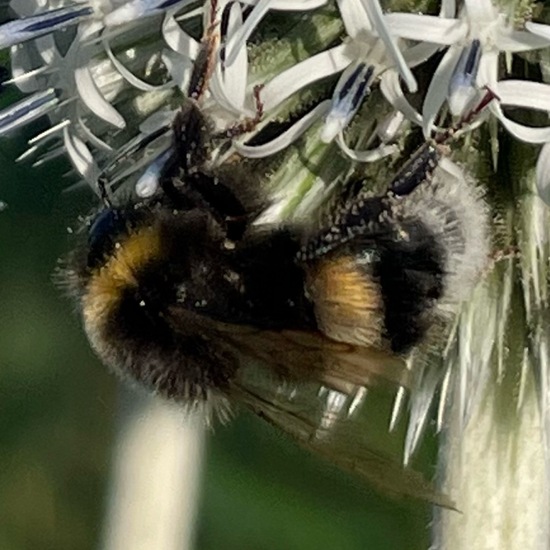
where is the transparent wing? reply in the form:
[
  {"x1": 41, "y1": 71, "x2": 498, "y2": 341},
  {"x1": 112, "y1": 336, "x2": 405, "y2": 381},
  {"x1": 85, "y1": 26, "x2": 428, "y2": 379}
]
[
  {"x1": 219, "y1": 326, "x2": 453, "y2": 508},
  {"x1": 168, "y1": 308, "x2": 451, "y2": 506}
]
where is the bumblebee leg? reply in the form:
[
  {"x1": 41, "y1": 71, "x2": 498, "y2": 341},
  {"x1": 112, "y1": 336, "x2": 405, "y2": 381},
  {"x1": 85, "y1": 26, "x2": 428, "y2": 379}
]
[{"x1": 187, "y1": 0, "x2": 220, "y2": 100}]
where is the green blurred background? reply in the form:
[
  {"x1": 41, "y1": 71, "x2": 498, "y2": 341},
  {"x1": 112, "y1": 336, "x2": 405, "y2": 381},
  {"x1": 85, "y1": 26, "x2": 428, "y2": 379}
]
[{"x1": 0, "y1": 101, "x2": 434, "y2": 550}]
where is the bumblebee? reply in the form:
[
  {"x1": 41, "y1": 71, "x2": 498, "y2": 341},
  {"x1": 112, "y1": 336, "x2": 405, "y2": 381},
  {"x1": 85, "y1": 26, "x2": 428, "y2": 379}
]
[{"x1": 61, "y1": 92, "x2": 490, "y2": 506}]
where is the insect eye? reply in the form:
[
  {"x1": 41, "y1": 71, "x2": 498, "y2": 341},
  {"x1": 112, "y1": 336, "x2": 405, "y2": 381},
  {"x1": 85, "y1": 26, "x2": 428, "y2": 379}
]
[{"x1": 87, "y1": 208, "x2": 127, "y2": 268}]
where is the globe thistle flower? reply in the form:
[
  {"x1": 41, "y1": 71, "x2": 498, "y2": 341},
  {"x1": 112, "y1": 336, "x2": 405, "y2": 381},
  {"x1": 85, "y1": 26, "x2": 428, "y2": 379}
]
[{"x1": 3, "y1": 1, "x2": 550, "y2": 549}]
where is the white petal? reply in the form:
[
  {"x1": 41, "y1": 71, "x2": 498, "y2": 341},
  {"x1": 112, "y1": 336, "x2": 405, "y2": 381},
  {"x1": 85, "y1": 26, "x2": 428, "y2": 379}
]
[
  {"x1": 210, "y1": 62, "x2": 249, "y2": 116},
  {"x1": 464, "y1": 0, "x2": 495, "y2": 21},
  {"x1": 225, "y1": 0, "x2": 271, "y2": 67},
  {"x1": 139, "y1": 109, "x2": 176, "y2": 133},
  {"x1": 336, "y1": 133, "x2": 398, "y2": 162},
  {"x1": 234, "y1": 100, "x2": 330, "y2": 158},
  {"x1": 476, "y1": 50, "x2": 498, "y2": 89},
  {"x1": 496, "y1": 29, "x2": 550, "y2": 53},
  {"x1": 336, "y1": 0, "x2": 372, "y2": 38},
  {"x1": 33, "y1": 146, "x2": 66, "y2": 167},
  {"x1": 379, "y1": 70, "x2": 422, "y2": 126},
  {"x1": 439, "y1": 0, "x2": 456, "y2": 18},
  {"x1": 491, "y1": 102, "x2": 550, "y2": 144},
  {"x1": 403, "y1": 41, "x2": 441, "y2": 69},
  {"x1": 9, "y1": 43, "x2": 44, "y2": 94},
  {"x1": 75, "y1": 64, "x2": 126, "y2": 129},
  {"x1": 525, "y1": 21, "x2": 550, "y2": 41},
  {"x1": 376, "y1": 110, "x2": 406, "y2": 143},
  {"x1": 261, "y1": 44, "x2": 352, "y2": 112},
  {"x1": 361, "y1": 0, "x2": 417, "y2": 92},
  {"x1": 495, "y1": 80, "x2": 550, "y2": 112},
  {"x1": 162, "y1": 12, "x2": 200, "y2": 58},
  {"x1": 104, "y1": 0, "x2": 193, "y2": 27},
  {"x1": 222, "y1": 2, "x2": 247, "y2": 109},
  {"x1": 384, "y1": 13, "x2": 465, "y2": 46},
  {"x1": 63, "y1": 126, "x2": 99, "y2": 185},
  {"x1": 161, "y1": 50, "x2": 193, "y2": 91},
  {"x1": 536, "y1": 142, "x2": 550, "y2": 205},
  {"x1": 240, "y1": 0, "x2": 327, "y2": 8},
  {"x1": 103, "y1": 38, "x2": 174, "y2": 92},
  {"x1": 76, "y1": 115, "x2": 113, "y2": 152},
  {"x1": 34, "y1": 34, "x2": 58, "y2": 67},
  {"x1": 422, "y1": 46, "x2": 461, "y2": 137},
  {"x1": 28, "y1": 119, "x2": 70, "y2": 145}
]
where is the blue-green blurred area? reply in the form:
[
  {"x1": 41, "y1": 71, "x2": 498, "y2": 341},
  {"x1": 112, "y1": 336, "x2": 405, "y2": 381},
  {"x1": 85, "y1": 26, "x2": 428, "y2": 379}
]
[{"x1": 0, "y1": 130, "x2": 433, "y2": 550}]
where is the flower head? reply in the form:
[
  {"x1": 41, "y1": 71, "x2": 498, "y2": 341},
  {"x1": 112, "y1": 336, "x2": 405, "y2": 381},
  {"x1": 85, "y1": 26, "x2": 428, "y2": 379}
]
[{"x1": 4, "y1": 2, "x2": 550, "y2": 549}]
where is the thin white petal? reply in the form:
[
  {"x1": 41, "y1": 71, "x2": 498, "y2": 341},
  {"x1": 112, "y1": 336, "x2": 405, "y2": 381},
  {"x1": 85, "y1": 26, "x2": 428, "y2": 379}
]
[
  {"x1": 63, "y1": 126, "x2": 99, "y2": 184},
  {"x1": 210, "y1": 62, "x2": 249, "y2": 116},
  {"x1": 336, "y1": 133, "x2": 397, "y2": 162},
  {"x1": 240, "y1": 0, "x2": 327, "y2": 8},
  {"x1": 103, "y1": 38, "x2": 174, "y2": 92},
  {"x1": 448, "y1": 40, "x2": 481, "y2": 117},
  {"x1": 9, "y1": 43, "x2": 43, "y2": 94},
  {"x1": 75, "y1": 64, "x2": 126, "y2": 129},
  {"x1": 492, "y1": 102, "x2": 550, "y2": 143},
  {"x1": 422, "y1": 46, "x2": 461, "y2": 137},
  {"x1": 33, "y1": 146, "x2": 66, "y2": 167},
  {"x1": 376, "y1": 111, "x2": 406, "y2": 143},
  {"x1": 476, "y1": 50, "x2": 498, "y2": 89},
  {"x1": 440, "y1": 0, "x2": 456, "y2": 18},
  {"x1": 162, "y1": 12, "x2": 200, "y2": 58},
  {"x1": 225, "y1": 0, "x2": 271, "y2": 67},
  {"x1": 403, "y1": 41, "x2": 441, "y2": 69},
  {"x1": 28, "y1": 119, "x2": 70, "y2": 145},
  {"x1": 464, "y1": 0, "x2": 495, "y2": 21},
  {"x1": 384, "y1": 13, "x2": 465, "y2": 46},
  {"x1": 261, "y1": 44, "x2": 352, "y2": 112},
  {"x1": 496, "y1": 80, "x2": 550, "y2": 112},
  {"x1": 139, "y1": 110, "x2": 175, "y2": 133},
  {"x1": 496, "y1": 29, "x2": 550, "y2": 53},
  {"x1": 379, "y1": 70, "x2": 422, "y2": 126},
  {"x1": 76, "y1": 115, "x2": 113, "y2": 152},
  {"x1": 234, "y1": 100, "x2": 330, "y2": 158},
  {"x1": 536, "y1": 142, "x2": 550, "y2": 205},
  {"x1": 222, "y1": 2, "x2": 247, "y2": 109},
  {"x1": 361, "y1": 0, "x2": 417, "y2": 92},
  {"x1": 336, "y1": 0, "x2": 372, "y2": 38},
  {"x1": 161, "y1": 50, "x2": 193, "y2": 92},
  {"x1": 525, "y1": 21, "x2": 550, "y2": 41}
]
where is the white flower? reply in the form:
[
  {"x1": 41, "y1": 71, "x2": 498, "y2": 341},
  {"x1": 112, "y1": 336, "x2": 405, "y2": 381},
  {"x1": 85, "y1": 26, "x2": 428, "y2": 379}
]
[
  {"x1": 233, "y1": 0, "x2": 427, "y2": 161},
  {"x1": 386, "y1": 0, "x2": 550, "y2": 141}
]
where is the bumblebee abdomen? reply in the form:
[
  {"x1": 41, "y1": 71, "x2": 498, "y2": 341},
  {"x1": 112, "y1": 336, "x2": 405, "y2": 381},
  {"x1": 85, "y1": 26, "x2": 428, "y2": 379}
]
[
  {"x1": 306, "y1": 229, "x2": 445, "y2": 354},
  {"x1": 306, "y1": 164, "x2": 488, "y2": 355},
  {"x1": 374, "y1": 221, "x2": 445, "y2": 352}
]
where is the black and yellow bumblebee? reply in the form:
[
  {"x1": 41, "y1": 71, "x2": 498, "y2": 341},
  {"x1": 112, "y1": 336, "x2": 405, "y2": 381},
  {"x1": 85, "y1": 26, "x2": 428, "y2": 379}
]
[{"x1": 60, "y1": 90, "x2": 490, "y2": 506}]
